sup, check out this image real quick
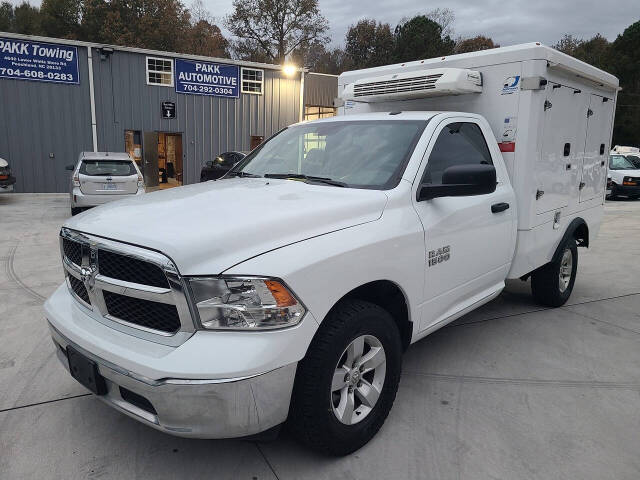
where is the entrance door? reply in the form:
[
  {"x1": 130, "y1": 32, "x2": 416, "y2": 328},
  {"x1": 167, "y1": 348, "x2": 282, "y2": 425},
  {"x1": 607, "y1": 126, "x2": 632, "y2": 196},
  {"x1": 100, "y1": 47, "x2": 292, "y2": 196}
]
[
  {"x1": 414, "y1": 119, "x2": 516, "y2": 331},
  {"x1": 143, "y1": 132, "x2": 159, "y2": 187},
  {"x1": 579, "y1": 95, "x2": 614, "y2": 203}
]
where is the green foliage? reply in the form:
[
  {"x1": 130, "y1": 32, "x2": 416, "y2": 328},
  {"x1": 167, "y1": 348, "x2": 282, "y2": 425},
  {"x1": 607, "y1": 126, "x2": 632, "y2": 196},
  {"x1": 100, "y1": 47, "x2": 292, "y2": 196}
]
[
  {"x1": 0, "y1": 2, "x2": 14, "y2": 32},
  {"x1": 393, "y1": 16, "x2": 454, "y2": 62},
  {"x1": 345, "y1": 19, "x2": 394, "y2": 69},
  {"x1": 40, "y1": 0, "x2": 81, "y2": 39}
]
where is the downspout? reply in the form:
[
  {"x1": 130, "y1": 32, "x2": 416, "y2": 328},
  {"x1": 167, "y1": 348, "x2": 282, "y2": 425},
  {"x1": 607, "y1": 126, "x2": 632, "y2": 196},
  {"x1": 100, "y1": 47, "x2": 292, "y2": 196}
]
[
  {"x1": 87, "y1": 46, "x2": 98, "y2": 152},
  {"x1": 299, "y1": 69, "x2": 305, "y2": 122}
]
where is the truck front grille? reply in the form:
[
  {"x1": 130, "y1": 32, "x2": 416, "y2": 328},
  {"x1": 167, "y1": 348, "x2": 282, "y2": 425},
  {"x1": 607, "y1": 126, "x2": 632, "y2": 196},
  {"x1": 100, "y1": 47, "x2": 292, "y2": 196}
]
[
  {"x1": 68, "y1": 275, "x2": 90, "y2": 304},
  {"x1": 98, "y1": 250, "x2": 169, "y2": 288},
  {"x1": 59, "y1": 229, "x2": 194, "y2": 343},
  {"x1": 103, "y1": 291, "x2": 180, "y2": 333},
  {"x1": 62, "y1": 238, "x2": 83, "y2": 266}
]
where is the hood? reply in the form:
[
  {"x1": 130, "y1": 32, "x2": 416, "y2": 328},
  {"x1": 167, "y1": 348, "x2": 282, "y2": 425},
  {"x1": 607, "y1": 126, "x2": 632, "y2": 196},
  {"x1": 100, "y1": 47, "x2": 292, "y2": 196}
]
[
  {"x1": 65, "y1": 178, "x2": 388, "y2": 274},
  {"x1": 610, "y1": 168, "x2": 640, "y2": 179}
]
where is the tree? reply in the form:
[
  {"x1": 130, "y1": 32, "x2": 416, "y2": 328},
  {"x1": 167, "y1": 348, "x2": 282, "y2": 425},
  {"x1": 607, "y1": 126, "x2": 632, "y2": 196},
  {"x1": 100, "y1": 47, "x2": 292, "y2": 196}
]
[
  {"x1": 186, "y1": 20, "x2": 229, "y2": 57},
  {"x1": 610, "y1": 21, "x2": 640, "y2": 146},
  {"x1": 393, "y1": 15, "x2": 454, "y2": 63},
  {"x1": 553, "y1": 34, "x2": 583, "y2": 55},
  {"x1": 40, "y1": 0, "x2": 81, "y2": 39},
  {"x1": 344, "y1": 19, "x2": 394, "y2": 69},
  {"x1": 0, "y1": 1, "x2": 14, "y2": 32},
  {"x1": 225, "y1": 0, "x2": 329, "y2": 63},
  {"x1": 291, "y1": 41, "x2": 347, "y2": 74},
  {"x1": 455, "y1": 35, "x2": 498, "y2": 54},
  {"x1": 12, "y1": 2, "x2": 43, "y2": 35}
]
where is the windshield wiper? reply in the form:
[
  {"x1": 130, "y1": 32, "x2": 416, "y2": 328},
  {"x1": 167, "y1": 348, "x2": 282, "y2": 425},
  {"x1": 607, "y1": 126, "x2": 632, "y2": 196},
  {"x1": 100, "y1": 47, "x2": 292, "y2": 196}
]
[
  {"x1": 226, "y1": 171, "x2": 262, "y2": 178},
  {"x1": 264, "y1": 173, "x2": 347, "y2": 187}
]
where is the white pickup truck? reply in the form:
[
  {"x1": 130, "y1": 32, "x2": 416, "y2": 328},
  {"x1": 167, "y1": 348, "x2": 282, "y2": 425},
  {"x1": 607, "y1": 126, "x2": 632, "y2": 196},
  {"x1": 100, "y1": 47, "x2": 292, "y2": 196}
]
[{"x1": 45, "y1": 44, "x2": 618, "y2": 455}]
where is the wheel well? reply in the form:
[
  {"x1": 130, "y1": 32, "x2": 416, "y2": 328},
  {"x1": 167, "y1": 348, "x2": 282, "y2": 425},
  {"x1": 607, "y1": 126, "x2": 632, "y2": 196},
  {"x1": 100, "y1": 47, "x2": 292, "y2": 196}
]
[
  {"x1": 573, "y1": 222, "x2": 589, "y2": 248},
  {"x1": 338, "y1": 280, "x2": 412, "y2": 350}
]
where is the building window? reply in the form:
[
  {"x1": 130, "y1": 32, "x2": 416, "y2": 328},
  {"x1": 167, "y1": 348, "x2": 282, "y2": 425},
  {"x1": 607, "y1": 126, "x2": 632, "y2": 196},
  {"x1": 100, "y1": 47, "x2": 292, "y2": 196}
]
[
  {"x1": 304, "y1": 105, "x2": 337, "y2": 121},
  {"x1": 241, "y1": 68, "x2": 263, "y2": 94},
  {"x1": 146, "y1": 57, "x2": 174, "y2": 86}
]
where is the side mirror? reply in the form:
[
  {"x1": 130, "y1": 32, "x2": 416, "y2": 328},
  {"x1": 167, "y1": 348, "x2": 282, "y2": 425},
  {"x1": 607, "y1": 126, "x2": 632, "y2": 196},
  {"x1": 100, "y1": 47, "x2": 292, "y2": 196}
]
[
  {"x1": 65, "y1": 164, "x2": 75, "y2": 171},
  {"x1": 418, "y1": 164, "x2": 497, "y2": 201}
]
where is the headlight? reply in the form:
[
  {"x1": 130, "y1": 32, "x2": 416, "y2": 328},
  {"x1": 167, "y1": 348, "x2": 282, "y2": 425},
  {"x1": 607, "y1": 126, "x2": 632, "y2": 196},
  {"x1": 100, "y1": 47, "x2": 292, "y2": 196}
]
[{"x1": 187, "y1": 276, "x2": 306, "y2": 330}]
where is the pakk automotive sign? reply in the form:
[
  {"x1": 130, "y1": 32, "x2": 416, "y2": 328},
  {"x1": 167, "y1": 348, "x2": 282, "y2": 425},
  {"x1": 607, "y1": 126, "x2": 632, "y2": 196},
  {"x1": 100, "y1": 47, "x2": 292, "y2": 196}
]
[
  {"x1": 175, "y1": 59, "x2": 239, "y2": 98},
  {"x1": 0, "y1": 37, "x2": 79, "y2": 85}
]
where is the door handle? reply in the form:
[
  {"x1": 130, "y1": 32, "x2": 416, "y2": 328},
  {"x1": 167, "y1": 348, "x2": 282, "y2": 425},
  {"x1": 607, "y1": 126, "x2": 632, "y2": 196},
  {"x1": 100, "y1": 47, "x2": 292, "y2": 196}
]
[{"x1": 491, "y1": 202, "x2": 510, "y2": 213}]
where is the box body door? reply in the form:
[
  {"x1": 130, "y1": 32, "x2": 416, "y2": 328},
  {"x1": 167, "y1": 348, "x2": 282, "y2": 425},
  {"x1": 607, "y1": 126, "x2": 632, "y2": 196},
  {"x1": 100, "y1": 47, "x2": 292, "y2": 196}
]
[
  {"x1": 535, "y1": 86, "x2": 588, "y2": 215},
  {"x1": 579, "y1": 95, "x2": 614, "y2": 203}
]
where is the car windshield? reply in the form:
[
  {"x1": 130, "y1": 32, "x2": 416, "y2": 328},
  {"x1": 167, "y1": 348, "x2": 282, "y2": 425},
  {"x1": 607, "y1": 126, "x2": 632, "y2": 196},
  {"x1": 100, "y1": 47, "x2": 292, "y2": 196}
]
[
  {"x1": 609, "y1": 155, "x2": 637, "y2": 170},
  {"x1": 232, "y1": 120, "x2": 427, "y2": 189},
  {"x1": 80, "y1": 160, "x2": 136, "y2": 176},
  {"x1": 626, "y1": 155, "x2": 640, "y2": 168}
]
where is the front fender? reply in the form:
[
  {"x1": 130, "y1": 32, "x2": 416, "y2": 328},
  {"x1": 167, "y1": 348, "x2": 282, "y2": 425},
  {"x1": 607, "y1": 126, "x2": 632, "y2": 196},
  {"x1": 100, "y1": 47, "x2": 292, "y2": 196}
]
[{"x1": 223, "y1": 199, "x2": 425, "y2": 341}]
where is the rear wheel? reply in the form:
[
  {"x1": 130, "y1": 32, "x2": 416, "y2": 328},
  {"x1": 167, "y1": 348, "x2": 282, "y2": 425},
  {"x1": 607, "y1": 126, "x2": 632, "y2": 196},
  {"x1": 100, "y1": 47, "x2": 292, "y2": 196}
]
[
  {"x1": 531, "y1": 239, "x2": 578, "y2": 307},
  {"x1": 289, "y1": 299, "x2": 402, "y2": 456}
]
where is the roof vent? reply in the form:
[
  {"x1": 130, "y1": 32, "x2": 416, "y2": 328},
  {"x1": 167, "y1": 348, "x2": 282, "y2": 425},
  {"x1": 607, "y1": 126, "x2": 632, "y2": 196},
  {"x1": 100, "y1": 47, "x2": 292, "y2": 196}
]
[{"x1": 341, "y1": 68, "x2": 482, "y2": 103}]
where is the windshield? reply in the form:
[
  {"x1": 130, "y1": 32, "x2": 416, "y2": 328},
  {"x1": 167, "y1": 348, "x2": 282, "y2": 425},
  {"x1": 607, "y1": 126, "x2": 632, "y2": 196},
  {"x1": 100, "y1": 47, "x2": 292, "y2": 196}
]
[
  {"x1": 626, "y1": 155, "x2": 640, "y2": 168},
  {"x1": 233, "y1": 120, "x2": 427, "y2": 189},
  {"x1": 609, "y1": 155, "x2": 637, "y2": 170},
  {"x1": 80, "y1": 160, "x2": 137, "y2": 176}
]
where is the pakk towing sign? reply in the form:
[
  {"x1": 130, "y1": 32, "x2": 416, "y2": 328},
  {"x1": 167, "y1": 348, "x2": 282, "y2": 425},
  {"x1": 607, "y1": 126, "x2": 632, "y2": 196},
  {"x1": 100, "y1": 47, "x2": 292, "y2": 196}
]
[
  {"x1": 0, "y1": 37, "x2": 79, "y2": 85},
  {"x1": 175, "y1": 59, "x2": 239, "y2": 98}
]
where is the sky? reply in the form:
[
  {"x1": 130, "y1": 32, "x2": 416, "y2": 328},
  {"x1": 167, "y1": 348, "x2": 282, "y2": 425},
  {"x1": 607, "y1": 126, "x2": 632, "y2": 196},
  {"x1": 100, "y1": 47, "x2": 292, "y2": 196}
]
[
  {"x1": 203, "y1": 0, "x2": 640, "y2": 47},
  {"x1": 10, "y1": 0, "x2": 640, "y2": 47}
]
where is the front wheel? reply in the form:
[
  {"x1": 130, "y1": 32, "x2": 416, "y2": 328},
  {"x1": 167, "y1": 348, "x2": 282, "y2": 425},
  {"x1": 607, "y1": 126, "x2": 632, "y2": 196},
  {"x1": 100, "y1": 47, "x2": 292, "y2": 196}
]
[
  {"x1": 531, "y1": 239, "x2": 578, "y2": 307},
  {"x1": 288, "y1": 299, "x2": 402, "y2": 456}
]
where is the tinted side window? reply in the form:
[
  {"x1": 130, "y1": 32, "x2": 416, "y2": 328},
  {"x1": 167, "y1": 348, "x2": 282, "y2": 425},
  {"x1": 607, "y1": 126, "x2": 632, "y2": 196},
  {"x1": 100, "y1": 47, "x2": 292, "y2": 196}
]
[{"x1": 422, "y1": 122, "x2": 492, "y2": 185}]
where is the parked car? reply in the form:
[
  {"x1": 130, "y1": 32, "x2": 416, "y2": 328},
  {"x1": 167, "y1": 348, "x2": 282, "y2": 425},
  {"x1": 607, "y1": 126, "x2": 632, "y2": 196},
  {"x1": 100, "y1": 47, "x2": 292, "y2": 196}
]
[
  {"x1": 66, "y1": 152, "x2": 145, "y2": 215},
  {"x1": 200, "y1": 151, "x2": 246, "y2": 181},
  {"x1": 45, "y1": 44, "x2": 616, "y2": 456},
  {"x1": 0, "y1": 157, "x2": 16, "y2": 193},
  {"x1": 607, "y1": 154, "x2": 640, "y2": 199}
]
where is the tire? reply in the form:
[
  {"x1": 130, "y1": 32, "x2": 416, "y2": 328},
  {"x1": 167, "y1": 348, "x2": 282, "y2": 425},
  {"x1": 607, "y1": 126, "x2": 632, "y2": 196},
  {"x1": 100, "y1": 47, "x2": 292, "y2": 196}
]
[
  {"x1": 71, "y1": 207, "x2": 82, "y2": 216},
  {"x1": 531, "y1": 239, "x2": 578, "y2": 307},
  {"x1": 288, "y1": 299, "x2": 402, "y2": 456}
]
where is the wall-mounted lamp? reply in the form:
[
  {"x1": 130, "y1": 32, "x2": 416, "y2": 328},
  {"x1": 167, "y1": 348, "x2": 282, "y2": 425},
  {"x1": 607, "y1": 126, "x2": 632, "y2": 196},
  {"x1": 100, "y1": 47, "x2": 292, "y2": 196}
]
[
  {"x1": 282, "y1": 64, "x2": 297, "y2": 77},
  {"x1": 99, "y1": 47, "x2": 114, "y2": 61}
]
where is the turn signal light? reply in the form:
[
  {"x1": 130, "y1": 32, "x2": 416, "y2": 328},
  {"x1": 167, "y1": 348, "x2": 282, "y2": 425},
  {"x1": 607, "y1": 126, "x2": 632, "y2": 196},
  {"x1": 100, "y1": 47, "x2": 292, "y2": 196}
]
[
  {"x1": 0, "y1": 175, "x2": 8, "y2": 180},
  {"x1": 265, "y1": 280, "x2": 298, "y2": 307}
]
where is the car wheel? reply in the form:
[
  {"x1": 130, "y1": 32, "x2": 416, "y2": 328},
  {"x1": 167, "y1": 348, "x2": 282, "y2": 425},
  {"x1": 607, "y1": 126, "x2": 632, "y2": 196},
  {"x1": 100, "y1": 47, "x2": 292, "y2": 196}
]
[
  {"x1": 289, "y1": 299, "x2": 402, "y2": 456},
  {"x1": 71, "y1": 207, "x2": 82, "y2": 216},
  {"x1": 531, "y1": 239, "x2": 578, "y2": 307}
]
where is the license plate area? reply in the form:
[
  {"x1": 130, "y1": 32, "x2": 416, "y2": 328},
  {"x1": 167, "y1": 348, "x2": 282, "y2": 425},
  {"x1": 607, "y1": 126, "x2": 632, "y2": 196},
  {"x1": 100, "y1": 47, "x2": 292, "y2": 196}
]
[
  {"x1": 67, "y1": 347, "x2": 107, "y2": 395},
  {"x1": 102, "y1": 183, "x2": 117, "y2": 190}
]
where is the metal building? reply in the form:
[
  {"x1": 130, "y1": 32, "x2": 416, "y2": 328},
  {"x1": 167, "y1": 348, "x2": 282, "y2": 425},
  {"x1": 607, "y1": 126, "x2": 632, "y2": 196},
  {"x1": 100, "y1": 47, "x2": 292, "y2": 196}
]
[{"x1": 0, "y1": 33, "x2": 338, "y2": 192}]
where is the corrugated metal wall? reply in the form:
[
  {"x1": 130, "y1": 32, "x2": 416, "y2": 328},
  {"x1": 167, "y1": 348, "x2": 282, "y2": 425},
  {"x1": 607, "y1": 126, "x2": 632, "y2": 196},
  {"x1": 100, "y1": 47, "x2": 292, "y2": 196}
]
[
  {"x1": 92, "y1": 50, "x2": 301, "y2": 186},
  {"x1": 0, "y1": 47, "x2": 93, "y2": 192},
  {"x1": 0, "y1": 36, "x2": 302, "y2": 192},
  {"x1": 304, "y1": 73, "x2": 338, "y2": 107}
]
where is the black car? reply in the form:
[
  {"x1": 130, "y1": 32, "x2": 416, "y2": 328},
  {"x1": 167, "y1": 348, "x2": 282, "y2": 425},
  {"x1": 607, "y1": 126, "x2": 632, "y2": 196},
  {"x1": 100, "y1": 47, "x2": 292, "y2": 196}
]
[{"x1": 200, "y1": 151, "x2": 247, "y2": 181}]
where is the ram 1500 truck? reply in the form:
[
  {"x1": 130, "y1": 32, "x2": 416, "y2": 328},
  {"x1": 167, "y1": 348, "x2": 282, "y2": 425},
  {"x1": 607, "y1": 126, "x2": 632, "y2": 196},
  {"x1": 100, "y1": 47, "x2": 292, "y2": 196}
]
[{"x1": 45, "y1": 44, "x2": 618, "y2": 455}]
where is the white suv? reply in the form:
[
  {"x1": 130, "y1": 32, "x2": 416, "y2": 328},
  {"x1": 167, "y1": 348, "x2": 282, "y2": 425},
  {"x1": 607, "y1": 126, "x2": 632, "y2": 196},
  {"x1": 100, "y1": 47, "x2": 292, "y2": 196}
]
[{"x1": 67, "y1": 152, "x2": 145, "y2": 215}]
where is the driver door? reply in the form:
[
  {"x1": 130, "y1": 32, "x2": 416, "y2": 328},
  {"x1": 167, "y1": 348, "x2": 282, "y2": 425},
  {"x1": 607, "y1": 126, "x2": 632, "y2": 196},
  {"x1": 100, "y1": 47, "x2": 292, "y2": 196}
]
[{"x1": 413, "y1": 118, "x2": 516, "y2": 332}]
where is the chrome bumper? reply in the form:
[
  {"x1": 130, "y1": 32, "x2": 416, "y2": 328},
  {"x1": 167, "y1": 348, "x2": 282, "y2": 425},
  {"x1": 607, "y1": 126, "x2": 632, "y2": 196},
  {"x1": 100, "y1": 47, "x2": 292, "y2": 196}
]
[{"x1": 49, "y1": 322, "x2": 297, "y2": 438}]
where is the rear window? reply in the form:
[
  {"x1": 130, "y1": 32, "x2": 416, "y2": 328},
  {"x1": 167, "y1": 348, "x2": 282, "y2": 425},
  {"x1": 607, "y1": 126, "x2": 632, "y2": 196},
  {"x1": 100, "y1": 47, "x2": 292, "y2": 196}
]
[{"x1": 80, "y1": 160, "x2": 136, "y2": 176}]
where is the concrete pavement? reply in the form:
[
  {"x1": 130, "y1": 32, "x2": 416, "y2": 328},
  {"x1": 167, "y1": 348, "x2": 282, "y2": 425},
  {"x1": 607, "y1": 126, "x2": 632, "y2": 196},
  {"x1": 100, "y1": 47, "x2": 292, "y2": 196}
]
[{"x1": 1, "y1": 193, "x2": 639, "y2": 479}]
